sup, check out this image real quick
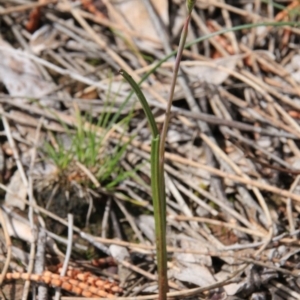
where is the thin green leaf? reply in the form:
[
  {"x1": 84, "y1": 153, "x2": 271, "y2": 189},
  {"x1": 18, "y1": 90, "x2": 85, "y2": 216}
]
[
  {"x1": 151, "y1": 135, "x2": 168, "y2": 298},
  {"x1": 119, "y1": 69, "x2": 159, "y2": 137}
]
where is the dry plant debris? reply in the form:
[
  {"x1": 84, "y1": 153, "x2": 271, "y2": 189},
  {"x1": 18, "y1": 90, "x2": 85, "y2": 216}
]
[
  {"x1": 1, "y1": 0, "x2": 300, "y2": 299},
  {"x1": 5, "y1": 267, "x2": 122, "y2": 298}
]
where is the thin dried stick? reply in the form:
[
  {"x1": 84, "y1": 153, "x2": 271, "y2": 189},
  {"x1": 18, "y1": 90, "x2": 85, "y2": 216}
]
[
  {"x1": 101, "y1": 198, "x2": 112, "y2": 238},
  {"x1": 22, "y1": 118, "x2": 44, "y2": 300},
  {"x1": 270, "y1": 280, "x2": 300, "y2": 299},
  {"x1": 0, "y1": 208, "x2": 12, "y2": 286},
  {"x1": 169, "y1": 215, "x2": 264, "y2": 237},
  {"x1": 75, "y1": 161, "x2": 100, "y2": 188},
  {"x1": 1, "y1": 107, "x2": 28, "y2": 187},
  {"x1": 173, "y1": 178, "x2": 218, "y2": 216},
  {"x1": 54, "y1": 214, "x2": 74, "y2": 300},
  {"x1": 0, "y1": 0, "x2": 57, "y2": 15},
  {"x1": 36, "y1": 229, "x2": 47, "y2": 300},
  {"x1": 286, "y1": 175, "x2": 300, "y2": 235},
  {"x1": 22, "y1": 249, "x2": 36, "y2": 300}
]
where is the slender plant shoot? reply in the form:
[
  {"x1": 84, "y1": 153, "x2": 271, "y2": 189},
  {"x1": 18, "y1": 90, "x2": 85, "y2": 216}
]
[
  {"x1": 119, "y1": 69, "x2": 168, "y2": 300},
  {"x1": 120, "y1": 1, "x2": 196, "y2": 299}
]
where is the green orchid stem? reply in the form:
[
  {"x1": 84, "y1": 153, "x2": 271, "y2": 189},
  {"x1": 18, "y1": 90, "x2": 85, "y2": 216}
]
[
  {"x1": 155, "y1": 12, "x2": 192, "y2": 299},
  {"x1": 151, "y1": 135, "x2": 168, "y2": 300},
  {"x1": 120, "y1": 8, "x2": 194, "y2": 300},
  {"x1": 120, "y1": 69, "x2": 168, "y2": 300}
]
